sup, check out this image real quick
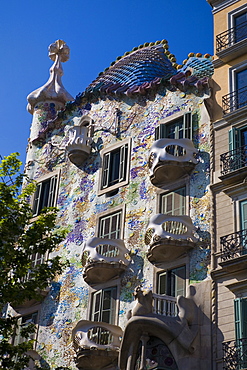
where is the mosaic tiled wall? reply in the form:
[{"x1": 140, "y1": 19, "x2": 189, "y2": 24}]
[{"x1": 26, "y1": 85, "x2": 212, "y2": 368}]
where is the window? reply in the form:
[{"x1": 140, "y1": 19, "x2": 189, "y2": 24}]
[
  {"x1": 157, "y1": 266, "x2": 186, "y2": 297},
  {"x1": 91, "y1": 287, "x2": 117, "y2": 324},
  {"x1": 240, "y1": 200, "x2": 247, "y2": 232},
  {"x1": 234, "y1": 298, "x2": 247, "y2": 368},
  {"x1": 234, "y1": 12, "x2": 247, "y2": 43},
  {"x1": 160, "y1": 187, "x2": 186, "y2": 216},
  {"x1": 32, "y1": 174, "x2": 58, "y2": 216},
  {"x1": 13, "y1": 312, "x2": 38, "y2": 346},
  {"x1": 98, "y1": 211, "x2": 122, "y2": 239},
  {"x1": 227, "y1": 126, "x2": 247, "y2": 172},
  {"x1": 22, "y1": 252, "x2": 47, "y2": 282},
  {"x1": 155, "y1": 113, "x2": 192, "y2": 141},
  {"x1": 99, "y1": 139, "x2": 130, "y2": 195}
]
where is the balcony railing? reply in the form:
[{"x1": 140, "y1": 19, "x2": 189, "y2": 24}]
[
  {"x1": 223, "y1": 338, "x2": 247, "y2": 370},
  {"x1": 216, "y1": 20, "x2": 247, "y2": 53},
  {"x1": 145, "y1": 214, "x2": 197, "y2": 246},
  {"x1": 83, "y1": 237, "x2": 130, "y2": 265},
  {"x1": 220, "y1": 145, "x2": 247, "y2": 176},
  {"x1": 220, "y1": 230, "x2": 247, "y2": 262},
  {"x1": 149, "y1": 138, "x2": 198, "y2": 170},
  {"x1": 72, "y1": 320, "x2": 122, "y2": 352},
  {"x1": 65, "y1": 120, "x2": 93, "y2": 166},
  {"x1": 152, "y1": 293, "x2": 178, "y2": 317},
  {"x1": 222, "y1": 86, "x2": 247, "y2": 115},
  {"x1": 83, "y1": 237, "x2": 130, "y2": 284}
]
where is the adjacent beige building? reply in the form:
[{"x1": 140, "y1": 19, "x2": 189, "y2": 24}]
[{"x1": 208, "y1": 0, "x2": 247, "y2": 368}]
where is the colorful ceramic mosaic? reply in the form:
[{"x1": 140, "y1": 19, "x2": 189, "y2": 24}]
[{"x1": 24, "y1": 40, "x2": 214, "y2": 368}]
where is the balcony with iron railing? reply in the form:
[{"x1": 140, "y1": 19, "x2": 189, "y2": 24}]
[
  {"x1": 222, "y1": 86, "x2": 247, "y2": 115},
  {"x1": 72, "y1": 320, "x2": 123, "y2": 370},
  {"x1": 82, "y1": 237, "x2": 131, "y2": 285},
  {"x1": 220, "y1": 145, "x2": 247, "y2": 185},
  {"x1": 145, "y1": 214, "x2": 197, "y2": 264},
  {"x1": 220, "y1": 230, "x2": 247, "y2": 263},
  {"x1": 148, "y1": 138, "x2": 198, "y2": 186},
  {"x1": 216, "y1": 20, "x2": 247, "y2": 53},
  {"x1": 223, "y1": 338, "x2": 247, "y2": 370}
]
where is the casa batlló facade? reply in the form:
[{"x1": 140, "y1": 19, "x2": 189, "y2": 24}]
[{"x1": 19, "y1": 37, "x2": 214, "y2": 369}]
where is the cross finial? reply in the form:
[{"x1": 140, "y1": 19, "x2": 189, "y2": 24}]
[{"x1": 48, "y1": 39, "x2": 70, "y2": 63}]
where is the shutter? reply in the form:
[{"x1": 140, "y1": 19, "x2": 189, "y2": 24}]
[
  {"x1": 229, "y1": 127, "x2": 240, "y2": 152},
  {"x1": 184, "y1": 113, "x2": 192, "y2": 140},
  {"x1": 119, "y1": 144, "x2": 127, "y2": 182},
  {"x1": 102, "y1": 287, "x2": 117, "y2": 324},
  {"x1": 155, "y1": 126, "x2": 160, "y2": 140},
  {"x1": 158, "y1": 272, "x2": 167, "y2": 295},
  {"x1": 235, "y1": 298, "x2": 247, "y2": 340},
  {"x1": 47, "y1": 175, "x2": 57, "y2": 207},
  {"x1": 13, "y1": 317, "x2": 22, "y2": 346},
  {"x1": 241, "y1": 200, "x2": 247, "y2": 231},
  {"x1": 32, "y1": 183, "x2": 42, "y2": 216},
  {"x1": 155, "y1": 124, "x2": 166, "y2": 140},
  {"x1": 102, "y1": 152, "x2": 110, "y2": 189},
  {"x1": 92, "y1": 290, "x2": 102, "y2": 322}
]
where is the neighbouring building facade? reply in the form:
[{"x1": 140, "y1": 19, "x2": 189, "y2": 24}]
[
  {"x1": 208, "y1": 0, "x2": 247, "y2": 369},
  {"x1": 15, "y1": 27, "x2": 218, "y2": 370}
]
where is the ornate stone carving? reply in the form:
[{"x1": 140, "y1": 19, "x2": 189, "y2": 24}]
[
  {"x1": 82, "y1": 237, "x2": 131, "y2": 284},
  {"x1": 149, "y1": 138, "x2": 198, "y2": 185},
  {"x1": 119, "y1": 286, "x2": 199, "y2": 370},
  {"x1": 27, "y1": 40, "x2": 73, "y2": 115},
  {"x1": 65, "y1": 116, "x2": 94, "y2": 166}
]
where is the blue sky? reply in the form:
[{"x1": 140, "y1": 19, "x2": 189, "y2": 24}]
[{"x1": 0, "y1": 0, "x2": 213, "y2": 166}]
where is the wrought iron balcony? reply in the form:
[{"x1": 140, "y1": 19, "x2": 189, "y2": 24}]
[
  {"x1": 152, "y1": 293, "x2": 178, "y2": 317},
  {"x1": 222, "y1": 86, "x2": 247, "y2": 115},
  {"x1": 220, "y1": 229, "x2": 247, "y2": 262},
  {"x1": 223, "y1": 338, "x2": 247, "y2": 370},
  {"x1": 216, "y1": 20, "x2": 247, "y2": 53},
  {"x1": 72, "y1": 320, "x2": 122, "y2": 370},
  {"x1": 148, "y1": 138, "x2": 198, "y2": 185},
  {"x1": 145, "y1": 214, "x2": 197, "y2": 263},
  {"x1": 82, "y1": 237, "x2": 130, "y2": 284},
  {"x1": 220, "y1": 145, "x2": 247, "y2": 176}
]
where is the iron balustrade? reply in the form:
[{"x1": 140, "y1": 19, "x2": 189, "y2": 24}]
[
  {"x1": 223, "y1": 338, "x2": 247, "y2": 370},
  {"x1": 216, "y1": 20, "x2": 247, "y2": 52},
  {"x1": 222, "y1": 86, "x2": 247, "y2": 114},
  {"x1": 220, "y1": 145, "x2": 247, "y2": 175},
  {"x1": 220, "y1": 229, "x2": 247, "y2": 262}
]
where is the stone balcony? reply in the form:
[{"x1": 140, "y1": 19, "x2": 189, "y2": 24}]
[
  {"x1": 152, "y1": 293, "x2": 178, "y2": 317},
  {"x1": 148, "y1": 138, "x2": 198, "y2": 186},
  {"x1": 82, "y1": 237, "x2": 130, "y2": 285},
  {"x1": 72, "y1": 320, "x2": 123, "y2": 370},
  {"x1": 145, "y1": 214, "x2": 197, "y2": 263},
  {"x1": 65, "y1": 116, "x2": 94, "y2": 166}
]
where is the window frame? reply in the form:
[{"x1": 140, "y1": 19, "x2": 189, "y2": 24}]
[
  {"x1": 155, "y1": 111, "x2": 193, "y2": 141},
  {"x1": 159, "y1": 186, "x2": 187, "y2": 216},
  {"x1": 229, "y1": 4, "x2": 247, "y2": 42},
  {"x1": 156, "y1": 265, "x2": 187, "y2": 298},
  {"x1": 96, "y1": 205, "x2": 125, "y2": 240},
  {"x1": 90, "y1": 286, "x2": 118, "y2": 325},
  {"x1": 32, "y1": 170, "x2": 60, "y2": 217},
  {"x1": 154, "y1": 257, "x2": 189, "y2": 297},
  {"x1": 234, "y1": 297, "x2": 247, "y2": 341},
  {"x1": 98, "y1": 138, "x2": 131, "y2": 195},
  {"x1": 229, "y1": 61, "x2": 247, "y2": 95},
  {"x1": 13, "y1": 311, "x2": 39, "y2": 348}
]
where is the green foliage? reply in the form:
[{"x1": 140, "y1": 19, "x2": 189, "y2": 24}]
[{"x1": 0, "y1": 153, "x2": 68, "y2": 369}]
